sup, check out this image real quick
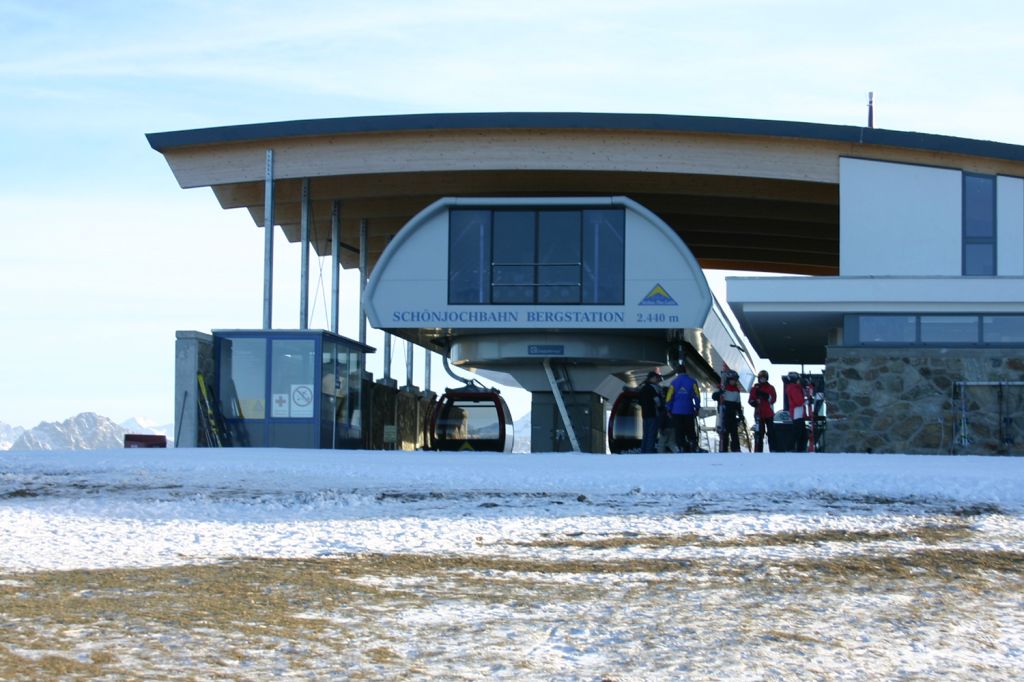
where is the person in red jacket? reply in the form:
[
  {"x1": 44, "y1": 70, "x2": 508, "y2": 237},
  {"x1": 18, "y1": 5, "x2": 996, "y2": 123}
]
[
  {"x1": 784, "y1": 372, "x2": 809, "y2": 452},
  {"x1": 748, "y1": 370, "x2": 777, "y2": 452}
]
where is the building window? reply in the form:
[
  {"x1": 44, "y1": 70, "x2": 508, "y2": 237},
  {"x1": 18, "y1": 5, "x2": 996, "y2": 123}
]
[
  {"x1": 270, "y1": 339, "x2": 317, "y2": 419},
  {"x1": 449, "y1": 207, "x2": 625, "y2": 305},
  {"x1": 845, "y1": 314, "x2": 1024, "y2": 346},
  {"x1": 218, "y1": 337, "x2": 267, "y2": 419},
  {"x1": 920, "y1": 316, "x2": 979, "y2": 344},
  {"x1": 963, "y1": 173, "x2": 996, "y2": 275},
  {"x1": 983, "y1": 315, "x2": 1024, "y2": 343},
  {"x1": 448, "y1": 210, "x2": 491, "y2": 304},
  {"x1": 854, "y1": 315, "x2": 917, "y2": 344}
]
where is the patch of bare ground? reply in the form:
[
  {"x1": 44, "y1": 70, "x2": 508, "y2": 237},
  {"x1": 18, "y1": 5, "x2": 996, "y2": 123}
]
[
  {"x1": 0, "y1": 537, "x2": 1021, "y2": 680},
  {"x1": 513, "y1": 521, "x2": 974, "y2": 550}
]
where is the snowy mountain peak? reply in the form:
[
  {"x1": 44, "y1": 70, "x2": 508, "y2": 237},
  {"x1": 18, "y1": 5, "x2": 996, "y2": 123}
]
[
  {"x1": 1, "y1": 414, "x2": 175, "y2": 451},
  {"x1": 120, "y1": 417, "x2": 173, "y2": 438},
  {"x1": 0, "y1": 421, "x2": 25, "y2": 450},
  {"x1": 10, "y1": 412, "x2": 127, "y2": 451}
]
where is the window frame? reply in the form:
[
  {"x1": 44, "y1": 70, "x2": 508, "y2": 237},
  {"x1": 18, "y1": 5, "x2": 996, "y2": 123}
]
[
  {"x1": 843, "y1": 314, "x2": 1024, "y2": 347},
  {"x1": 962, "y1": 172, "x2": 997, "y2": 276},
  {"x1": 448, "y1": 207, "x2": 625, "y2": 305}
]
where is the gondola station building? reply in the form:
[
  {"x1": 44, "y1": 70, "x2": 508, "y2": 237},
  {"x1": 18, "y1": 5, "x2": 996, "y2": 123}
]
[{"x1": 147, "y1": 113, "x2": 1024, "y2": 455}]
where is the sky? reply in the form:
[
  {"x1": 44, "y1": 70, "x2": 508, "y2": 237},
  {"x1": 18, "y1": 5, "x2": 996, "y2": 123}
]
[{"x1": 2, "y1": 0, "x2": 1024, "y2": 428}]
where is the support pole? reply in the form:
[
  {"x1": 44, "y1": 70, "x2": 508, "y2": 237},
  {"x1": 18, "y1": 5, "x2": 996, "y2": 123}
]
[
  {"x1": 544, "y1": 358, "x2": 580, "y2": 452},
  {"x1": 383, "y1": 333, "x2": 393, "y2": 382},
  {"x1": 358, "y1": 218, "x2": 368, "y2": 347},
  {"x1": 330, "y1": 200, "x2": 341, "y2": 334},
  {"x1": 299, "y1": 178, "x2": 310, "y2": 330},
  {"x1": 405, "y1": 341, "x2": 414, "y2": 389},
  {"x1": 262, "y1": 149, "x2": 274, "y2": 329},
  {"x1": 423, "y1": 346, "x2": 432, "y2": 394}
]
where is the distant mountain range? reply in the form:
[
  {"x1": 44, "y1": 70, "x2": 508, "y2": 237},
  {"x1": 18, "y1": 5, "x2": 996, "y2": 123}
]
[
  {"x1": 0, "y1": 422, "x2": 25, "y2": 450},
  {"x1": 1, "y1": 414, "x2": 174, "y2": 451},
  {"x1": 4, "y1": 412, "x2": 531, "y2": 452}
]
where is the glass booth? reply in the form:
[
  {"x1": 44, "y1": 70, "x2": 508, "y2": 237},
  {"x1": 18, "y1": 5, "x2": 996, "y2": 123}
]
[{"x1": 212, "y1": 329, "x2": 374, "y2": 448}]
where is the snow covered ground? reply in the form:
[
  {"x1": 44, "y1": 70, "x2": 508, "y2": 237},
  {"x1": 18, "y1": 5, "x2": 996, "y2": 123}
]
[{"x1": 1, "y1": 449, "x2": 1022, "y2": 679}]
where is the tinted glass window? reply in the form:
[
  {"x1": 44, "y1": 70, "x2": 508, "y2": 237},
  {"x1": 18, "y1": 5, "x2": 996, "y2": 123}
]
[
  {"x1": 449, "y1": 210, "x2": 491, "y2": 304},
  {"x1": 920, "y1": 316, "x2": 979, "y2": 344},
  {"x1": 493, "y1": 211, "x2": 535, "y2": 263},
  {"x1": 582, "y1": 209, "x2": 625, "y2": 304},
  {"x1": 321, "y1": 341, "x2": 360, "y2": 444},
  {"x1": 436, "y1": 401, "x2": 501, "y2": 440},
  {"x1": 218, "y1": 337, "x2": 266, "y2": 419},
  {"x1": 983, "y1": 316, "x2": 1024, "y2": 343},
  {"x1": 449, "y1": 206, "x2": 624, "y2": 305},
  {"x1": 964, "y1": 243, "x2": 995, "y2": 276},
  {"x1": 492, "y1": 264, "x2": 534, "y2": 303},
  {"x1": 270, "y1": 339, "x2": 317, "y2": 419},
  {"x1": 538, "y1": 265, "x2": 580, "y2": 303},
  {"x1": 858, "y1": 315, "x2": 917, "y2": 343},
  {"x1": 963, "y1": 174, "x2": 996, "y2": 276},
  {"x1": 964, "y1": 174, "x2": 995, "y2": 238},
  {"x1": 538, "y1": 211, "x2": 581, "y2": 264},
  {"x1": 536, "y1": 211, "x2": 582, "y2": 303}
]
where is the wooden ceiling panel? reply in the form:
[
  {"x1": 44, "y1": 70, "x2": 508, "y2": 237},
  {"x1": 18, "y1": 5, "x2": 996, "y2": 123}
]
[{"x1": 212, "y1": 170, "x2": 838, "y2": 211}]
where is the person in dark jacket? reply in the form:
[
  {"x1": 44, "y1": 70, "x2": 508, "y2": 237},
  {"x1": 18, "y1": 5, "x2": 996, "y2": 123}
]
[
  {"x1": 666, "y1": 364, "x2": 701, "y2": 453},
  {"x1": 712, "y1": 371, "x2": 742, "y2": 452},
  {"x1": 748, "y1": 370, "x2": 777, "y2": 452},
  {"x1": 637, "y1": 370, "x2": 665, "y2": 453}
]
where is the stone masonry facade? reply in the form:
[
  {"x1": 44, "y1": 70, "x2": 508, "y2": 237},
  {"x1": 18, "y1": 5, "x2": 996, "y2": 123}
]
[{"x1": 825, "y1": 347, "x2": 1024, "y2": 455}]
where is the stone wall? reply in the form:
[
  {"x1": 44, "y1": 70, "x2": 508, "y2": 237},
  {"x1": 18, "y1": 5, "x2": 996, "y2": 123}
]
[
  {"x1": 825, "y1": 347, "x2": 1024, "y2": 455},
  {"x1": 173, "y1": 331, "x2": 214, "y2": 448}
]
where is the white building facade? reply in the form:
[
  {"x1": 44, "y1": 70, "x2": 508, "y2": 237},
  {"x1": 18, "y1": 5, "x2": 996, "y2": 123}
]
[{"x1": 729, "y1": 157, "x2": 1024, "y2": 453}]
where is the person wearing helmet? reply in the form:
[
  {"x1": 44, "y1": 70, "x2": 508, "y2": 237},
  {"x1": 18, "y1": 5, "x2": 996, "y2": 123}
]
[
  {"x1": 784, "y1": 371, "x2": 809, "y2": 452},
  {"x1": 748, "y1": 370, "x2": 777, "y2": 452},
  {"x1": 665, "y1": 362, "x2": 701, "y2": 453},
  {"x1": 712, "y1": 370, "x2": 743, "y2": 452},
  {"x1": 637, "y1": 369, "x2": 665, "y2": 453}
]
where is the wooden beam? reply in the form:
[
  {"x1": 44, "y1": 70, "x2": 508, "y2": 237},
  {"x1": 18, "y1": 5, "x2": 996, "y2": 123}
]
[{"x1": 164, "y1": 129, "x2": 849, "y2": 188}]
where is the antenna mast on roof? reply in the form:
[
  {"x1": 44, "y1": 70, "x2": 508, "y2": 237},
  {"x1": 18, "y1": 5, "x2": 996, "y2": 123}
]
[{"x1": 867, "y1": 91, "x2": 875, "y2": 128}]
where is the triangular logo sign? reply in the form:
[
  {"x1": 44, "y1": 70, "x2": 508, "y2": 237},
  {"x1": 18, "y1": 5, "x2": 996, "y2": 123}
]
[{"x1": 639, "y1": 283, "x2": 678, "y2": 306}]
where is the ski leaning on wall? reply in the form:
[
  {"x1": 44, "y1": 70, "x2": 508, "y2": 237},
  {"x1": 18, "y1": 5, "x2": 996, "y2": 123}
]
[{"x1": 197, "y1": 372, "x2": 225, "y2": 447}]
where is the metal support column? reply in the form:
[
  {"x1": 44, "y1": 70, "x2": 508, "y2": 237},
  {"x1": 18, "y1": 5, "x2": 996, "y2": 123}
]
[
  {"x1": 358, "y1": 218, "x2": 368, "y2": 347},
  {"x1": 330, "y1": 200, "x2": 341, "y2": 334},
  {"x1": 383, "y1": 333, "x2": 393, "y2": 382},
  {"x1": 405, "y1": 341, "x2": 414, "y2": 389},
  {"x1": 262, "y1": 149, "x2": 274, "y2": 330},
  {"x1": 423, "y1": 347, "x2": 432, "y2": 394},
  {"x1": 299, "y1": 178, "x2": 311, "y2": 330},
  {"x1": 543, "y1": 358, "x2": 580, "y2": 452}
]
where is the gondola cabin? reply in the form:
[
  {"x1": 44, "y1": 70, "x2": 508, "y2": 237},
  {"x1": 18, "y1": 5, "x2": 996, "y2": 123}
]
[
  {"x1": 430, "y1": 387, "x2": 514, "y2": 452},
  {"x1": 607, "y1": 389, "x2": 643, "y2": 453}
]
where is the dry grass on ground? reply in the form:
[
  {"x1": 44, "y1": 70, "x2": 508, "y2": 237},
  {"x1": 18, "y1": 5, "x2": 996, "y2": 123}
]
[{"x1": 1, "y1": 521, "x2": 1022, "y2": 681}]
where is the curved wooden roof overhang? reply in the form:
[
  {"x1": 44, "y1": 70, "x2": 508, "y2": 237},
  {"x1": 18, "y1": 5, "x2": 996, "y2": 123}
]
[{"x1": 147, "y1": 113, "x2": 1024, "y2": 277}]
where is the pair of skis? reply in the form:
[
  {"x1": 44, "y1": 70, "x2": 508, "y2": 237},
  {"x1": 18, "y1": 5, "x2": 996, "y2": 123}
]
[
  {"x1": 803, "y1": 380, "x2": 817, "y2": 453},
  {"x1": 197, "y1": 372, "x2": 226, "y2": 447}
]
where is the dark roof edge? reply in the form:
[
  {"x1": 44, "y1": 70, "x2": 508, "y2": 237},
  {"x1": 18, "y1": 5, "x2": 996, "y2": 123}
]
[{"x1": 145, "y1": 112, "x2": 1024, "y2": 163}]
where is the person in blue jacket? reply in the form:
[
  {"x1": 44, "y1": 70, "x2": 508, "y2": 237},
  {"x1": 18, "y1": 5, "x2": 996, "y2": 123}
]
[{"x1": 665, "y1": 363, "x2": 701, "y2": 452}]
